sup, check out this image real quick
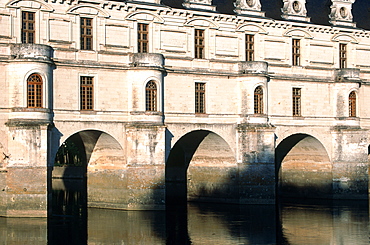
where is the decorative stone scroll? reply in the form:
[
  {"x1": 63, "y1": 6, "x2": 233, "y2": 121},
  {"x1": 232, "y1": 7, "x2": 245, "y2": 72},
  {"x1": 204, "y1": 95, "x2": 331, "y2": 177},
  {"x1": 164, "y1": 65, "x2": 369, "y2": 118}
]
[
  {"x1": 329, "y1": 0, "x2": 356, "y2": 27},
  {"x1": 182, "y1": 0, "x2": 216, "y2": 11},
  {"x1": 234, "y1": 0, "x2": 264, "y2": 17},
  {"x1": 281, "y1": 0, "x2": 310, "y2": 22}
]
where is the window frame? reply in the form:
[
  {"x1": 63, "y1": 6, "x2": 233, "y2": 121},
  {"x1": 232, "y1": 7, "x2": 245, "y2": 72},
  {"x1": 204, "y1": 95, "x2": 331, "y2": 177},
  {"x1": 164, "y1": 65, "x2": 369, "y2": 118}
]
[
  {"x1": 195, "y1": 82, "x2": 206, "y2": 114},
  {"x1": 138, "y1": 23, "x2": 149, "y2": 53},
  {"x1": 80, "y1": 17, "x2": 93, "y2": 50},
  {"x1": 22, "y1": 11, "x2": 35, "y2": 44},
  {"x1": 292, "y1": 39, "x2": 301, "y2": 66},
  {"x1": 292, "y1": 87, "x2": 301, "y2": 117},
  {"x1": 80, "y1": 76, "x2": 94, "y2": 111},
  {"x1": 254, "y1": 86, "x2": 264, "y2": 114},
  {"x1": 339, "y1": 43, "x2": 347, "y2": 69},
  {"x1": 145, "y1": 81, "x2": 157, "y2": 112},
  {"x1": 195, "y1": 29, "x2": 205, "y2": 59},
  {"x1": 349, "y1": 91, "x2": 356, "y2": 117},
  {"x1": 27, "y1": 73, "x2": 43, "y2": 108},
  {"x1": 246, "y1": 34, "x2": 254, "y2": 62}
]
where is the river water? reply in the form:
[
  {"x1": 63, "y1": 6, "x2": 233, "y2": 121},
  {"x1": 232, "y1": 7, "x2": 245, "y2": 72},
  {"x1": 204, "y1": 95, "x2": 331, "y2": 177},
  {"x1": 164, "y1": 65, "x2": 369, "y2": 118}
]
[{"x1": 0, "y1": 185, "x2": 369, "y2": 244}]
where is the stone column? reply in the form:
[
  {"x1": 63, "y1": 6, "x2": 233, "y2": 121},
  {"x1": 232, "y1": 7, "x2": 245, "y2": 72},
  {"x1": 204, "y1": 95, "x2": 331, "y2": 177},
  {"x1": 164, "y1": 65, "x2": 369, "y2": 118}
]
[
  {"x1": 331, "y1": 127, "x2": 369, "y2": 199},
  {"x1": 1, "y1": 44, "x2": 54, "y2": 217}
]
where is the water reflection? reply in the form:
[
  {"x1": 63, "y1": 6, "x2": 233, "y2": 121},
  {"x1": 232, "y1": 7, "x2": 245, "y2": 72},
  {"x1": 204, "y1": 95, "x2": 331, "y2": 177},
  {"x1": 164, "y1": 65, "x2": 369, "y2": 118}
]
[{"x1": 0, "y1": 186, "x2": 368, "y2": 244}]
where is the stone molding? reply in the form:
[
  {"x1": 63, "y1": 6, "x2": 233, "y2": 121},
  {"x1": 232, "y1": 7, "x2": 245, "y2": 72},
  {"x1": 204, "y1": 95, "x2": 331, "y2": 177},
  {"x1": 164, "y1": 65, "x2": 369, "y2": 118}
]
[
  {"x1": 281, "y1": 0, "x2": 310, "y2": 22},
  {"x1": 329, "y1": 0, "x2": 356, "y2": 27}
]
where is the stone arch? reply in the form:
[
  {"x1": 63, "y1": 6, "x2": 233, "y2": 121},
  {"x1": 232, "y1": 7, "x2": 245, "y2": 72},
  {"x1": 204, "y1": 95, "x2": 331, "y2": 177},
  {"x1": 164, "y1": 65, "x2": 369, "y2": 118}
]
[
  {"x1": 236, "y1": 23, "x2": 268, "y2": 34},
  {"x1": 67, "y1": 5, "x2": 110, "y2": 18},
  {"x1": 275, "y1": 133, "x2": 332, "y2": 199},
  {"x1": 165, "y1": 130, "x2": 237, "y2": 205},
  {"x1": 6, "y1": 0, "x2": 54, "y2": 12},
  {"x1": 184, "y1": 18, "x2": 219, "y2": 29},
  {"x1": 125, "y1": 11, "x2": 164, "y2": 23},
  {"x1": 54, "y1": 129, "x2": 125, "y2": 168},
  {"x1": 331, "y1": 34, "x2": 358, "y2": 44},
  {"x1": 284, "y1": 28, "x2": 313, "y2": 39}
]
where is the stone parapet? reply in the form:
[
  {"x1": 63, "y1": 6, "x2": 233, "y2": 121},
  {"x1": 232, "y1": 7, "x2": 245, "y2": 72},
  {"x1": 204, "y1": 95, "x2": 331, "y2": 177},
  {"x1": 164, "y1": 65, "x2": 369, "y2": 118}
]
[
  {"x1": 335, "y1": 68, "x2": 361, "y2": 82},
  {"x1": 238, "y1": 61, "x2": 268, "y2": 75},
  {"x1": 10, "y1": 44, "x2": 53, "y2": 61},
  {"x1": 129, "y1": 53, "x2": 164, "y2": 69}
]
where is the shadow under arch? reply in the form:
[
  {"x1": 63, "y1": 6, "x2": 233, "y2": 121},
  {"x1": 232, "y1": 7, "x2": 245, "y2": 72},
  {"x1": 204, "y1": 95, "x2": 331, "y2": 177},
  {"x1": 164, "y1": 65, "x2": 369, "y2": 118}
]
[
  {"x1": 275, "y1": 133, "x2": 333, "y2": 199},
  {"x1": 165, "y1": 130, "x2": 237, "y2": 206}
]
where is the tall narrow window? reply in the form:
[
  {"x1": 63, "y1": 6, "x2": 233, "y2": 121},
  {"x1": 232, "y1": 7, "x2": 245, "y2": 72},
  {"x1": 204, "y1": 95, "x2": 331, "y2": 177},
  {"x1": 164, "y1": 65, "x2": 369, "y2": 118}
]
[
  {"x1": 138, "y1": 23, "x2": 149, "y2": 53},
  {"x1": 27, "y1": 73, "x2": 42, "y2": 108},
  {"x1": 292, "y1": 39, "x2": 300, "y2": 66},
  {"x1": 22, "y1": 11, "x2": 35, "y2": 44},
  {"x1": 246, "y1": 34, "x2": 254, "y2": 61},
  {"x1": 292, "y1": 87, "x2": 301, "y2": 117},
  {"x1": 81, "y1": 17, "x2": 93, "y2": 50},
  {"x1": 349, "y1": 91, "x2": 356, "y2": 117},
  {"x1": 80, "y1": 76, "x2": 93, "y2": 110},
  {"x1": 195, "y1": 82, "x2": 205, "y2": 114},
  {"x1": 254, "y1": 86, "x2": 263, "y2": 114},
  {"x1": 195, "y1": 29, "x2": 205, "y2": 59},
  {"x1": 146, "y1": 81, "x2": 157, "y2": 111},
  {"x1": 340, "y1": 43, "x2": 347, "y2": 69}
]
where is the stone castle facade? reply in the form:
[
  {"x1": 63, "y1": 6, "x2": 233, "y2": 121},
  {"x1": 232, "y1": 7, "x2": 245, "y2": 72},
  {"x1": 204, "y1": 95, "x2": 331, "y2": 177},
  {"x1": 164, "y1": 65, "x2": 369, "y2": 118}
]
[{"x1": 0, "y1": 0, "x2": 369, "y2": 217}]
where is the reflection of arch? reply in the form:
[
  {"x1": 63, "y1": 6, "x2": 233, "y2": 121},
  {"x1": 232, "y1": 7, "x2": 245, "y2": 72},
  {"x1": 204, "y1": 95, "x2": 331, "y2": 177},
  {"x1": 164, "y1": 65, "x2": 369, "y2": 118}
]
[
  {"x1": 166, "y1": 130, "x2": 236, "y2": 205},
  {"x1": 275, "y1": 134, "x2": 332, "y2": 198}
]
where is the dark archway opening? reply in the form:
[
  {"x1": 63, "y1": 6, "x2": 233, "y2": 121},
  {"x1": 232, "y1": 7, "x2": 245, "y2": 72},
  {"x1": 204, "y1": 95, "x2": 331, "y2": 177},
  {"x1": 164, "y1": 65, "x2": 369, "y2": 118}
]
[
  {"x1": 275, "y1": 134, "x2": 332, "y2": 199},
  {"x1": 165, "y1": 130, "x2": 237, "y2": 206}
]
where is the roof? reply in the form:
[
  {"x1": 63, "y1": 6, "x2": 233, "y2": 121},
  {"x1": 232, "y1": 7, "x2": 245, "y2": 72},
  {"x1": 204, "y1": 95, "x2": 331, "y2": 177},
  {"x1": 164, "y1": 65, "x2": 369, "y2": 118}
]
[{"x1": 160, "y1": 0, "x2": 370, "y2": 30}]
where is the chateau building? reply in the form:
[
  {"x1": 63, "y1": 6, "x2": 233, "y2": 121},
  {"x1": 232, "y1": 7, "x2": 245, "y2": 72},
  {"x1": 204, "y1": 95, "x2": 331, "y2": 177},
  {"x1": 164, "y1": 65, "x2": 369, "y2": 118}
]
[{"x1": 0, "y1": 0, "x2": 369, "y2": 217}]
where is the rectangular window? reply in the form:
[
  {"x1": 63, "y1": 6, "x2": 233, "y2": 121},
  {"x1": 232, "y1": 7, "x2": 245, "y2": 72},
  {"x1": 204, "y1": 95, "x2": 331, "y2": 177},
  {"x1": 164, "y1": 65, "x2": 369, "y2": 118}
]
[
  {"x1": 22, "y1": 11, "x2": 35, "y2": 44},
  {"x1": 138, "y1": 23, "x2": 149, "y2": 53},
  {"x1": 195, "y1": 82, "x2": 205, "y2": 114},
  {"x1": 80, "y1": 76, "x2": 94, "y2": 110},
  {"x1": 81, "y1": 17, "x2": 93, "y2": 50},
  {"x1": 292, "y1": 39, "x2": 300, "y2": 66},
  {"x1": 340, "y1": 43, "x2": 347, "y2": 69},
  {"x1": 292, "y1": 88, "x2": 301, "y2": 117},
  {"x1": 195, "y1": 29, "x2": 205, "y2": 59},
  {"x1": 246, "y1": 34, "x2": 254, "y2": 61}
]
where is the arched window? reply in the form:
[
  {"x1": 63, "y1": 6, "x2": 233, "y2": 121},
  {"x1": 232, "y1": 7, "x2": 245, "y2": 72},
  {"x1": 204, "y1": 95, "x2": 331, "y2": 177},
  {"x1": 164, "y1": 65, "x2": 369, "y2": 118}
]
[
  {"x1": 145, "y1": 81, "x2": 157, "y2": 111},
  {"x1": 254, "y1": 86, "x2": 263, "y2": 114},
  {"x1": 27, "y1": 73, "x2": 42, "y2": 108},
  {"x1": 349, "y1": 91, "x2": 356, "y2": 117}
]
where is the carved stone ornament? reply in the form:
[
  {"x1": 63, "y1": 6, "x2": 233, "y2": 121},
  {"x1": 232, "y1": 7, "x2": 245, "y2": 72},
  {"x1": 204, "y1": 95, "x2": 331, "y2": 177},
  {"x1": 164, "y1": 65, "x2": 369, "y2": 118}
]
[
  {"x1": 281, "y1": 0, "x2": 309, "y2": 22},
  {"x1": 183, "y1": 0, "x2": 216, "y2": 11},
  {"x1": 329, "y1": 0, "x2": 356, "y2": 27},
  {"x1": 127, "y1": 0, "x2": 160, "y2": 3},
  {"x1": 234, "y1": 0, "x2": 264, "y2": 16}
]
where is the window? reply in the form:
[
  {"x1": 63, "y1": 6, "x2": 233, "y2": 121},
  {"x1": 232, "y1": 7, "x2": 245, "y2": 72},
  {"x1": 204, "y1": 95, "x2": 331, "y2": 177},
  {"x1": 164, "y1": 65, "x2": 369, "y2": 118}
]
[
  {"x1": 195, "y1": 82, "x2": 205, "y2": 114},
  {"x1": 145, "y1": 81, "x2": 157, "y2": 111},
  {"x1": 81, "y1": 17, "x2": 93, "y2": 50},
  {"x1": 246, "y1": 34, "x2": 254, "y2": 61},
  {"x1": 27, "y1": 74, "x2": 42, "y2": 108},
  {"x1": 138, "y1": 23, "x2": 149, "y2": 53},
  {"x1": 292, "y1": 39, "x2": 300, "y2": 66},
  {"x1": 340, "y1": 43, "x2": 347, "y2": 69},
  {"x1": 80, "y1": 76, "x2": 93, "y2": 110},
  {"x1": 349, "y1": 91, "x2": 356, "y2": 117},
  {"x1": 22, "y1": 11, "x2": 35, "y2": 44},
  {"x1": 254, "y1": 86, "x2": 263, "y2": 114},
  {"x1": 195, "y1": 29, "x2": 205, "y2": 59},
  {"x1": 292, "y1": 87, "x2": 301, "y2": 117}
]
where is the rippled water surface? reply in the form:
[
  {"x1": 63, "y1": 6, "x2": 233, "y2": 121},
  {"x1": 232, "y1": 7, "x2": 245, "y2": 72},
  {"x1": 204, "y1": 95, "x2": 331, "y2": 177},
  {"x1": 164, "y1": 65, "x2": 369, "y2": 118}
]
[{"x1": 0, "y1": 196, "x2": 368, "y2": 245}]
